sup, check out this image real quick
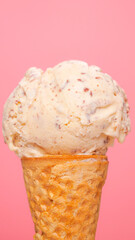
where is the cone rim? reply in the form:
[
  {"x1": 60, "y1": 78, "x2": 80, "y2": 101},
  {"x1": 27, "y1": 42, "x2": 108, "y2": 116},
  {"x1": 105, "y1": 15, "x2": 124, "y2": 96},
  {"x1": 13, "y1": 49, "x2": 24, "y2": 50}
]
[{"x1": 22, "y1": 154, "x2": 107, "y2": 161}]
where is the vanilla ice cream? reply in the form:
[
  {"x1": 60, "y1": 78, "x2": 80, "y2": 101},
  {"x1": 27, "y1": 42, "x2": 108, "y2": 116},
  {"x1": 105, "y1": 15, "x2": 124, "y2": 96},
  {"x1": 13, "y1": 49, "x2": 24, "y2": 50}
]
[{"x1": 2, "y1": 60, "x2": 130, "y2": 157}]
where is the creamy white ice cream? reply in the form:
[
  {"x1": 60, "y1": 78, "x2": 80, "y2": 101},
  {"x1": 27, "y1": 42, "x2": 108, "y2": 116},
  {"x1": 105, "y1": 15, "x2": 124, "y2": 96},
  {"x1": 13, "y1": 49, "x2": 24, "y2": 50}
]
[{"x1": 2, "y1": 60, "x2": 130, "y2": 157}]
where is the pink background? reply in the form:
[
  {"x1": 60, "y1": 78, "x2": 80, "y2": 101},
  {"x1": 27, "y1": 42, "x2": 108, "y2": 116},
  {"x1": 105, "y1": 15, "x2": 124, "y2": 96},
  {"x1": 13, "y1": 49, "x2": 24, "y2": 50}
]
[{"x1": 0, "y1": 0, "x2": 135, "y2": 239}]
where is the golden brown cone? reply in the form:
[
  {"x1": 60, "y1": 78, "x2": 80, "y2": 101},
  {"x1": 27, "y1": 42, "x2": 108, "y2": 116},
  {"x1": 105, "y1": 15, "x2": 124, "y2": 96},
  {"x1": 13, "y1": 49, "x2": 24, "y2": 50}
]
[{"x1": 21, "y1": 155, "x2": 108, "y2": 240}]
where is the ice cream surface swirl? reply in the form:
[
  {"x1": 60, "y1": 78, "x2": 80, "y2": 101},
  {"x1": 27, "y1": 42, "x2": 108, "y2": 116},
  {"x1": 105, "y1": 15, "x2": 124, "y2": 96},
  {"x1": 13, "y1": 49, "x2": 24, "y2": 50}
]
[{"x1": 2, "y1": 60, "x2": 130, "y2": 157}]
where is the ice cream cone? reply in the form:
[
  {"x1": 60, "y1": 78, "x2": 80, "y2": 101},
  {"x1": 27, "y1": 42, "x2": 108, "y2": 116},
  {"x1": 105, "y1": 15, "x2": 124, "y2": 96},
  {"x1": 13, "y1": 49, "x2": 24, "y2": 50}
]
[{"x1": 21, "y1": 155, "x2": 108, "y2": 240}]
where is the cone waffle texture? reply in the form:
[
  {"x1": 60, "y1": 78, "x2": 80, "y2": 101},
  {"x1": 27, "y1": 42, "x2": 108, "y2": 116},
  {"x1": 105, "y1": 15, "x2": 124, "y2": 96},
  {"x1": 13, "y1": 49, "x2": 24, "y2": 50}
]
[{"x1": 21, "y1": 155, "x2": 108, "y2": 240}]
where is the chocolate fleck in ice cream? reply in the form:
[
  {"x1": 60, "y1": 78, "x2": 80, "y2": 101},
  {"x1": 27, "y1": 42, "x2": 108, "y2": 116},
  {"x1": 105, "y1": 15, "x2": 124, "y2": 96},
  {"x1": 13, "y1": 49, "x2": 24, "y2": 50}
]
[
  {"x1": 2, "y1": 61, "x2": 130, "y2": 240},
  {"x1": 2, "y1": 60, "x2": 130, "y2": 157}
]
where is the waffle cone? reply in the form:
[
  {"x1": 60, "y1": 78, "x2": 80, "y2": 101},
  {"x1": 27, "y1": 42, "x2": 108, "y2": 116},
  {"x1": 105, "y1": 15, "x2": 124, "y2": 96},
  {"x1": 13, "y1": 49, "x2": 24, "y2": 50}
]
[{"x1": 21, "y1": 155, "x2": 108, "y2": 240}]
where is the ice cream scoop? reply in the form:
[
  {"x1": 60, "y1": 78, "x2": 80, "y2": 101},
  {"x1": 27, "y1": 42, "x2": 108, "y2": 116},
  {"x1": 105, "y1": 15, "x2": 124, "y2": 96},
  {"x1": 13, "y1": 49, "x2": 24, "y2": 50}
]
[{"x1": 2, "y1": 60, "x2": 130, "y2": 157}]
